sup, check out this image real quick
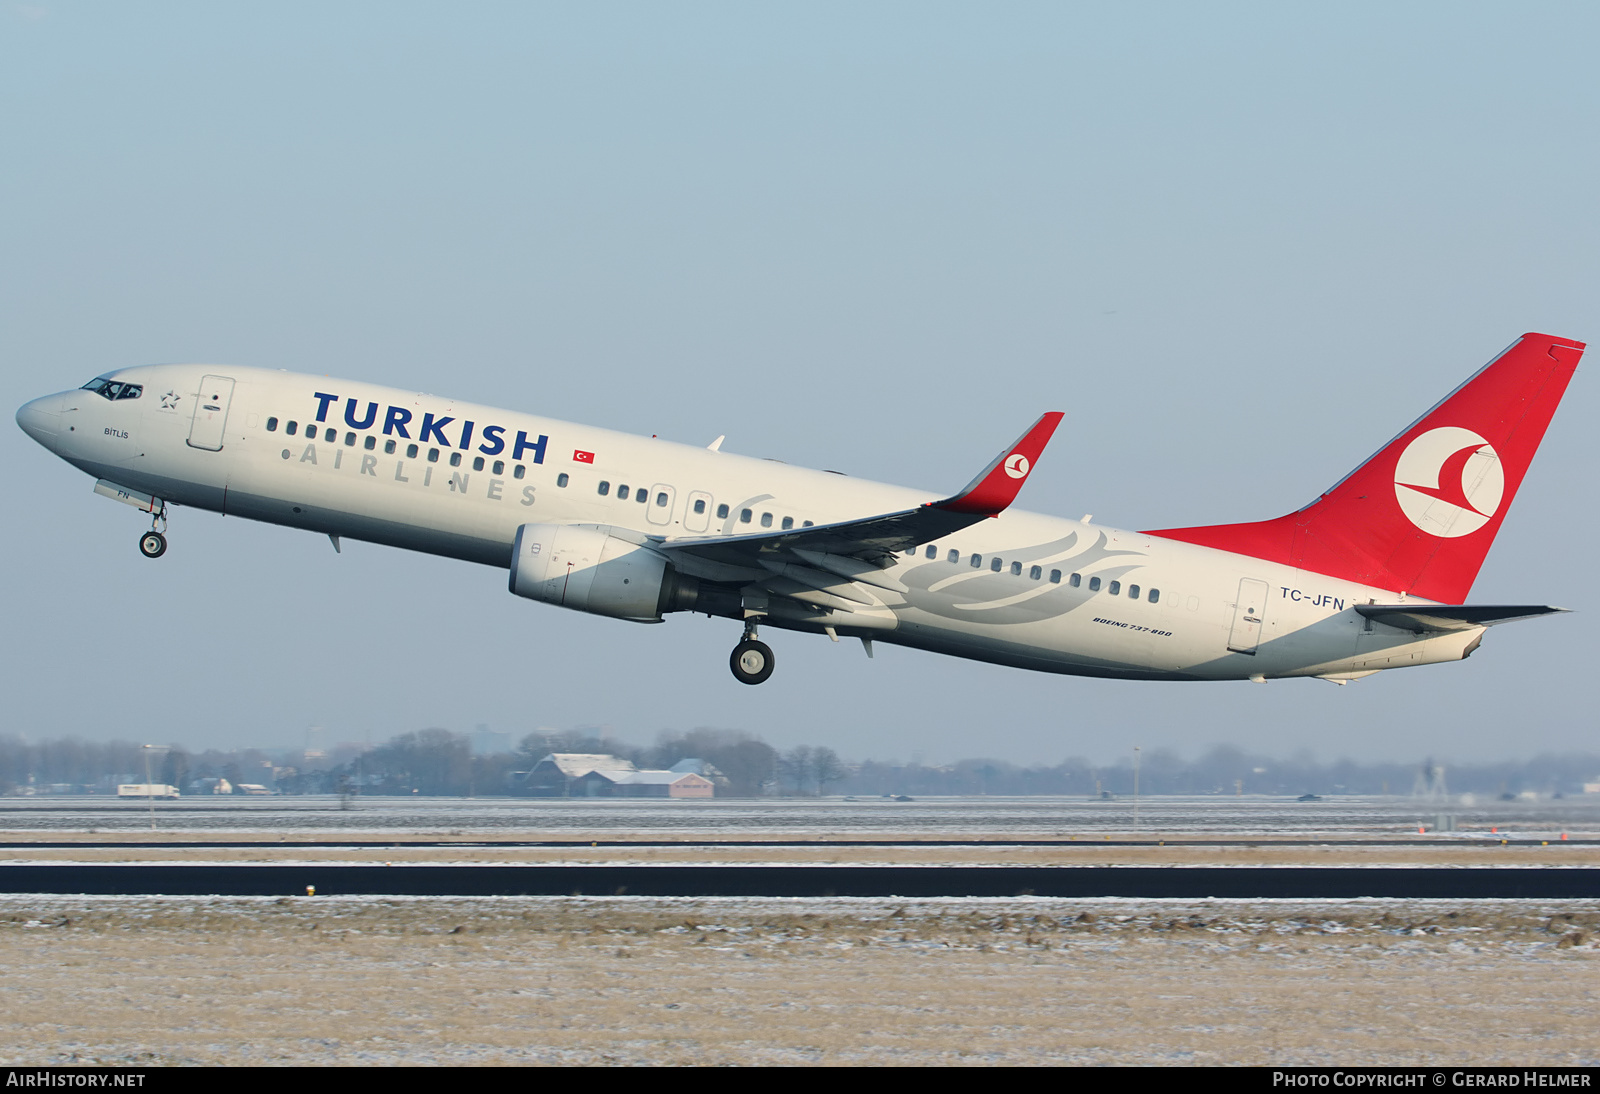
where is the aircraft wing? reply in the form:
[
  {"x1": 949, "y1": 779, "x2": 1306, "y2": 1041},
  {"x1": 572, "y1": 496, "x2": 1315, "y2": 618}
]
[
  {"x1": 1355, "y1": 604, "x2": 1569, "y2": 633},
  {"x1": 650, "y1": 411, "x2": 1063, "y2": 596}
]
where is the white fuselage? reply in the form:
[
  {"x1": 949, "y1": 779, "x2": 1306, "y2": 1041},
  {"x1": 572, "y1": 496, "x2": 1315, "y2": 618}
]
[{"x1": 19, "y1": 364, "x2": 1477, "y2": 682}]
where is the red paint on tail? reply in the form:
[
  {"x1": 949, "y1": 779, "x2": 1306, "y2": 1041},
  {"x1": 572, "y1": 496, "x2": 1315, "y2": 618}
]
[{"x1": 1146, "y1": 333, "x2": 1584, "y2": 602}]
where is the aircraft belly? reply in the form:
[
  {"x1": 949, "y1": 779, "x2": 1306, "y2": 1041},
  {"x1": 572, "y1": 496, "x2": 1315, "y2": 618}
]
[
  {"x1": 886, "y1": 604, "x2": 1202, "y2": 680},
  {"x1": 223, "y1": 488, "x2": 511, "y2": 565},
  {"x1": 888, "y1": 615, "x2": 1203, "y2": 680}
]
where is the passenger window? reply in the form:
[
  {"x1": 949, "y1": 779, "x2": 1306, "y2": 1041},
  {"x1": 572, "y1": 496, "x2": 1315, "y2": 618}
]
[
  {"x1": 494, "y1": 461, "x2": 506, "y2": 476},
  {"x1": 407, "y1": 444, "x2": 419, "y2": 459},
  {"x1": 761, "y1": 512, "x2": 773, "y2": 528},
  {"x1": 990, "y1": 558, "x2": 1003, "y2": 572},
  {"x1": 345, "y1": 432, "x2": 356, "y2": 447},
  {"x1": 598, "y1": 481, "x2": 610, "y2": 496},
  {"x1": 693, "y1": 499, "x2": 706, "y2": 514},
  {"x1": 364, "y1": 435, "x2": 376, "y2": 450},
  {"x1": 802, "y1": 520, "x2": 813, "y2": 527},
  {"x1": 1029, "y1": 565, "x2": 1042, "y2": 580},
  {"x1": 925, "y1": 545, "x2": 937, "y2": 559},
  {"x1": 740, "y1": 509, "x2": 753, "y2": 524},
  {"x1": 1089, "y1": 577, "x2": 1101, "y2": 592},
  {"x1": 970, "y1": 553, "x2": 982, "y2": 568},
  {"x1": 1008, "y1": 561, "x2": 1020, "y2": 575},
  {"x1": 266, "y1": 417, "x2": 278, "y2": 431},
  {"x1": 618, "y1": 485, "x2": 630, "y2": 500},
  {"x1": 515, "y1": 466, "x2": 527, "y2": 480},
  {"x1": 385, "y1": 439, "x2": 396, "y2": 454},
  {"x1": 472, "y1": 456, "x2": 484, "y2": 471},
  {"x1": 656, "y1": 492, "x2": 668, "y2": 507},
  {"x1": 949, "y1": 550, "x2": 960, "y2": 563},
  {"x1": 1108, "y1": 580, "x2": 1121, "y2": 596},
  {"x1": 325, "y1": 428, "x2": 336, "y2": 443},
  {"x1": 427, "y1": 448, "x2": 440, "y2": 463},
  {"x1": 1129, "y1": 584, "x2": 1140, "y2": 600},
  {"x1": 1049, "y1": 569, "x2": 1061, "y2": 583},
  {"x1": 1070, "y1": 573, "x2": 1082, "y2": 588},
  {"x1": 1149, "y1": 588, "x2": 1160, "y2": 604},
  {"x1": 287, "y1": 421, "x2": 298, "y2": 436},
  {"x1": 637, "y1": 489, "x2": 648, "y2": 503},
  {"x1": 717, "y1": 504, "x2": 730, "y2": 519},
  {"x1": 782, "y1": 516, "x2": 794, "y2": 530},
  {"x1": 449, "y1": 452, "x2": 462, "y2": 468}
]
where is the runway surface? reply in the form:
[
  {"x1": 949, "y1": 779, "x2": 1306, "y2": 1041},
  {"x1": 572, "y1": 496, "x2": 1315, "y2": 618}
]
[
  {"x1": 1, "y1": 795, "x2": 1596, "y2": 898},
  {"x1": 2, "y1": 793, "x2": 1594, "y2": 838},
  {"x1": 3, "y1": 862, "x2": 1599, "y2": 897}
]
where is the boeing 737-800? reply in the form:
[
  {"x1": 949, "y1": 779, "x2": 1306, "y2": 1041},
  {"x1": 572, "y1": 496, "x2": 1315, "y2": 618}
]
[{"x1": 15, "y1": 332, "x2": 1582, "y2": 686}]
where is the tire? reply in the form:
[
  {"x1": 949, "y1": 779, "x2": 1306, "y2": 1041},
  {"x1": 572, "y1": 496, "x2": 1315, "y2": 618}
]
[
  {"x1": 730, "y1": 639, "x2": 775, "y2": 685},
  {"x1": 139, "y1": 531, "x2": 167, "y2": 558}
]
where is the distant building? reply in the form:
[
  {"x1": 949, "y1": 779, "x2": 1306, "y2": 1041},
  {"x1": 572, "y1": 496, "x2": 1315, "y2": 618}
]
[
  {"x1": 610, "y1": 770, "x2": 715, "y2": 798},
  {"x1": 472, "y1": 725, "x2": 512, "y2": 755},
  {"x1": 509, "y1": 754, "x2": 714, "y2": 798}
]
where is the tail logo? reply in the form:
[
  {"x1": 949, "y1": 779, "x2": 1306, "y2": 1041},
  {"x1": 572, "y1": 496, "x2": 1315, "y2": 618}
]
[
  {"x1": 1004, "y1": 453, "x2": 1031, "y2": 479},
  {"x1": 1392, "y1": 426, "x2": 1504, "y2": 538}
]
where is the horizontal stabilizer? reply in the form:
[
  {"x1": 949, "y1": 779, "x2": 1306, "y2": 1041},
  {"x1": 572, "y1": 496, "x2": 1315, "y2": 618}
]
[{"x1": 1355, "y1": 604, "x2": 1569, "y2": 633}]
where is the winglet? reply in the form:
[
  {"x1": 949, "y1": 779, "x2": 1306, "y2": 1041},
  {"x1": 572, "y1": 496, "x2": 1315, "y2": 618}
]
[{"x1": 934, "y1": 411, "x2": 1064, "y2": 516}]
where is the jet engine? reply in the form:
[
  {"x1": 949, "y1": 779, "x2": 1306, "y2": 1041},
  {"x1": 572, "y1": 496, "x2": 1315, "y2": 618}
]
[{"x1": 509, "y1": 523, "x2": 691, "y2": 623}]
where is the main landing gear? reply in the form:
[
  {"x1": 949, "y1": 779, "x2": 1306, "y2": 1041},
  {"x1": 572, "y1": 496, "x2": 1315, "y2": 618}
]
[
  {"x1": 138, "y1": 507, "x2": 169, "y2": 559},
  {"x1": 730, "y1": 624, "x2": 775, "y2": 685}
]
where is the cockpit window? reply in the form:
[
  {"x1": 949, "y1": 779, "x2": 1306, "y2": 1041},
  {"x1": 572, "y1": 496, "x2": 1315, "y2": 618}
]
[{"x1": 80, "y1": 378, "x2": 142, "y2": 401}]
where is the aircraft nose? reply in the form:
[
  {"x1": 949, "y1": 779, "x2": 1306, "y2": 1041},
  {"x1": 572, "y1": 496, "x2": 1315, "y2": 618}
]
[{"x1": 16, "y1": 393, "x2": 63, "y2": 449}]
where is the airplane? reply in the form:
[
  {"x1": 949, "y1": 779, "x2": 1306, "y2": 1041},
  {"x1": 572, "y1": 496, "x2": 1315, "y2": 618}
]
[{"x1": 14, "y1": 332, "x2": 1582, "y2": 687}]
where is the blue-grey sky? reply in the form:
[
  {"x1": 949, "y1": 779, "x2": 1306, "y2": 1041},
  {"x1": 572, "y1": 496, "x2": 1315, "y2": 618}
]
[{"x1": 3, "y1": 2, "x2": 1597, "y2": 766}]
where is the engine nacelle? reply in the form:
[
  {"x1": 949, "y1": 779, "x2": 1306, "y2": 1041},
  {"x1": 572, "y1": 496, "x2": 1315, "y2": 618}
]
[{"x1": 509, "y1": 523, "x2": 675, "y2": 623}]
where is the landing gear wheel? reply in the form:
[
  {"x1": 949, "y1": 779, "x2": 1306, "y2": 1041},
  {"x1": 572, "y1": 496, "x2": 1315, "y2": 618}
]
[
  {"x1": 138, "y1": 531, "x2": 167, "y2": 559},
  {"x1": 730, "y1": 639, "x2": 775, "y2": 685}
]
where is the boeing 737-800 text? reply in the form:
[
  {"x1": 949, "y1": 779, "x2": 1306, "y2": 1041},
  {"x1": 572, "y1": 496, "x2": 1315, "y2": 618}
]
[{"x1": 15, "y1": 333, "x2": 1581, "y2": 685}]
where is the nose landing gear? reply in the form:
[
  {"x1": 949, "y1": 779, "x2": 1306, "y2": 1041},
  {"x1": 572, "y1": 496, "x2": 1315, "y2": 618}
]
[
  {"x1": 138, "y1": 506, "x2": 168, "y2": 559},
  {"x1": 730, "y1": 624, "x2": 775, "y2": 685}
]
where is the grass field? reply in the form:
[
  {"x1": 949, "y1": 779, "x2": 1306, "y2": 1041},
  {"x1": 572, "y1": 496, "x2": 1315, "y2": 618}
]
[{"x1": 1, "y1": 894, "x2": 1595, "y2": 1066}]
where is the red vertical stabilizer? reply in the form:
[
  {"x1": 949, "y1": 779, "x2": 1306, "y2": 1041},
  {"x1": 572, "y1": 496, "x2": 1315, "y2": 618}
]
[{"x1": 1145, "y1": 333, "x2": 1584, "y2": 602}]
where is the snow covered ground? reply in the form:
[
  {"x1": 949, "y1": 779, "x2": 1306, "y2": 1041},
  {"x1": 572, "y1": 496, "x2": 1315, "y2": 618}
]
[{"x1": 0, "y1": 894, "x2": 1593, "y2": 1066}]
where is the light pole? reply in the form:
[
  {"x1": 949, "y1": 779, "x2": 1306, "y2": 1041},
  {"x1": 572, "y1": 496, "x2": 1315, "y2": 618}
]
[
  {"x1": 1133, "y1": 746, "x2": 1141, "y2": 832},
  {"x1": 141, "y1": 744, "x2": 168, "y2": 831}
]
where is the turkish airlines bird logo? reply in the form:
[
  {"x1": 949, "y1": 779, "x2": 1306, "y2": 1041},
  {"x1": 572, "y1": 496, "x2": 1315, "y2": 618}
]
[
  {"x1": 1392, "y1": 426, "x2": 1504, "y2": 538},
  {"x1": 1003, "y1": 453, "x2": 1030, "y2": 479}
]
